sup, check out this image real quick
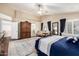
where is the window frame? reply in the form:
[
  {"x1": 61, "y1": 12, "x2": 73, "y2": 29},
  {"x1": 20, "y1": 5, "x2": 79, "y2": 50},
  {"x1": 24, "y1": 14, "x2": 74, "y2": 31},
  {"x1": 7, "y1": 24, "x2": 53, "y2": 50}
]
[{"x1": 63, "y1": 19, "x2": 79, "y2": 36}]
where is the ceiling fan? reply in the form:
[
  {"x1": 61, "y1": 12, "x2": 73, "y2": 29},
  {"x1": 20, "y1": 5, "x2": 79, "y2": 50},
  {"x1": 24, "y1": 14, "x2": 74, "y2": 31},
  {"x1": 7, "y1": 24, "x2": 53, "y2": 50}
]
[{"x1": 36, "y1": 3, "x2": 48, "y2": 15}]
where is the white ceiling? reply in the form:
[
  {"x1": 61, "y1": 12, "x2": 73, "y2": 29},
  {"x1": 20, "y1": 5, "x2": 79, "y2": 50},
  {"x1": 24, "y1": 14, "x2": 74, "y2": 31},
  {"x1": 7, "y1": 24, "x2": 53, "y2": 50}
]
[{"x1": 1, "y1": 3, "x2": 79, "y2": 16}]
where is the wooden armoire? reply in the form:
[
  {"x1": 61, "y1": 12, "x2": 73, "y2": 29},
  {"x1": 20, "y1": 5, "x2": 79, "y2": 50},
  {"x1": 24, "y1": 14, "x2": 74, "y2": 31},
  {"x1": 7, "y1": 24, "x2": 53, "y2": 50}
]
[{"x1": 20, "y1": 21, "x2": 31, "y2": 39}]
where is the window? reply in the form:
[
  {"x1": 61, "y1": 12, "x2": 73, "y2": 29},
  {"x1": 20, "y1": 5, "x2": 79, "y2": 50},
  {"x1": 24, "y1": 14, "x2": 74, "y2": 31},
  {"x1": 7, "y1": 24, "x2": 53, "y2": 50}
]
[
  {"x1": 0, "y1": 13, "x2": 12, "y2": 37},
  {"x1": 67, "y1": 22, "x2": 72, "y2": 34},
  {"x1": 1, "y1": 20, "x2": 12, "y2": 37},
  {"x1": 74, "y1": 21, "x2": 79, "y2": 34},
  {"x1": 64, "y1": 20, "x2": 79, "y2": 36},
  {"x1": 31, "y1": 24, "x2": 36, "y2": 36}
]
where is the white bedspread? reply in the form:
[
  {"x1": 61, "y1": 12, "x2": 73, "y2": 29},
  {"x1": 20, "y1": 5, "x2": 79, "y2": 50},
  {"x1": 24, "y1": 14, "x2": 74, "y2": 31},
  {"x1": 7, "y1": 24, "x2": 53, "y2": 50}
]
[
  {"x1": 39, "y1": 35, "x2": 65, "y2": 55},
  {"x1": 8, "y1": 37, "x2": 40, "y2": 56}
]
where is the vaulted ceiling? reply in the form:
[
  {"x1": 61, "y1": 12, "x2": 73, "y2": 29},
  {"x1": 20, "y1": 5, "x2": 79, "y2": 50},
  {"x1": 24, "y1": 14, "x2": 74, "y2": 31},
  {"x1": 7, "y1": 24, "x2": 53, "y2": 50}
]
[{"x1": 1, "y1": 3, "x2": 79, "y2": 16}]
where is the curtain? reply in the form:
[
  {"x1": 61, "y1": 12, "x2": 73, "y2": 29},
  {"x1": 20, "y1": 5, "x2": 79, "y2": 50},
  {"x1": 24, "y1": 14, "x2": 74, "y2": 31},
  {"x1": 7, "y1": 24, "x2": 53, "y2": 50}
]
[
  {"x1": 41, "y1": 23, "x2": 43, "y2": 31},
  {"x1": 60, "y1": 18, "x2": 66, "y2": 36},
  {"x1": 47, "y1": 21, "x2": 51, "y2": 31}
]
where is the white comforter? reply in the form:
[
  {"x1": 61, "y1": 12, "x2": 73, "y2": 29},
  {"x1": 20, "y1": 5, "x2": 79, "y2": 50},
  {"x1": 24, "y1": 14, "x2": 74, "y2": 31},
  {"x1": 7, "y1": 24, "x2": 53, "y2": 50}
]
[
  {"x1": 8, "y1": 37, "x2": 40, "y2": 56},
  {"x1": 39, "y1": 35, "x2": 65, "y2": 55}
]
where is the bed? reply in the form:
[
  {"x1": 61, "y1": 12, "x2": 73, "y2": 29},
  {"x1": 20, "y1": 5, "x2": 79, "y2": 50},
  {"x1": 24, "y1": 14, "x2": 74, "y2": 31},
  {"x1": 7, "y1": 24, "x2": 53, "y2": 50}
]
[
  {"x1": 8, "y1": 37, "x2": 40, "y2": 56},
  {"x1": 35, "y1": 35, "x2": 79, "y2": 56}
]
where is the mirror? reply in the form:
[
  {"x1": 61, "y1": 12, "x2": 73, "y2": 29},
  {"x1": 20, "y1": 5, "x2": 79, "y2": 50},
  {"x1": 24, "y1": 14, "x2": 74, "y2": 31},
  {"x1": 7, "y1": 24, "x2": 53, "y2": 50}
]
[{"x1": 52, "y1": 22, "x2": 59, "y2": 35}]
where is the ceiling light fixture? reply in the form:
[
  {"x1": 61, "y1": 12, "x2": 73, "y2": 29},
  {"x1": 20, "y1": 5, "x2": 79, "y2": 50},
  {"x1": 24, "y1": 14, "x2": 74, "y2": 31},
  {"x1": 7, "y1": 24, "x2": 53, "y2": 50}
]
[{"x1": 37, "y1": 4, "x2": 44, "y2": 15}]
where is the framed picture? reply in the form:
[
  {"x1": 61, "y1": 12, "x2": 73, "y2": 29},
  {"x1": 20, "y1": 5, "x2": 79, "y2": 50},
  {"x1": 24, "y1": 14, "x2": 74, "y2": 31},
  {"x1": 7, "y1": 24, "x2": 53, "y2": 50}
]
[{"x1": 52, "y1": 22, "x2": 59, "y2": 35}]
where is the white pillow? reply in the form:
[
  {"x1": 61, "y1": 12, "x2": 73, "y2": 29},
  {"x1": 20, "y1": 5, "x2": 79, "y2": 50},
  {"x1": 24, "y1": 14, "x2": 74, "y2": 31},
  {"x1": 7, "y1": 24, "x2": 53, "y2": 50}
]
[
  {"x1": 66, "y1": 36, "x2": 78, "y2": 43},
  {"x1": 66, "y1": 37, "x2": 73, "y2": 40},
  {"x1": 72, "y1": 37, "x2": 78, "y2": 43},
  {"x1": 72, "y1": 40, "x2": 76, "y2": 43},
  {"x1": 73, "y1": 37, "x2": 78, "y2": 41}
]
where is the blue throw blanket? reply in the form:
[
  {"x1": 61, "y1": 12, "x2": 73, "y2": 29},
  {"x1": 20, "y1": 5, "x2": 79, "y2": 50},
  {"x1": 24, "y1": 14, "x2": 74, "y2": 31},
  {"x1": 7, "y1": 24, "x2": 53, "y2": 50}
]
[
  {"x1": 50, "y1": 37, "x2": 79, "y2": 56},
  {"x1": 35, "y1": 37, "x2": 79, "y2": 56}
]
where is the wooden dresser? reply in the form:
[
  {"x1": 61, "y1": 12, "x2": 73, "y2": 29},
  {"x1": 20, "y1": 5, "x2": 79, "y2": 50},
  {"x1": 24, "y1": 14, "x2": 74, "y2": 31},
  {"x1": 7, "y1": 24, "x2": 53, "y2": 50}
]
[
  {"x1": 0, "y1": 37, "x2": 9, "y2": 56},
  {"x1": 20, "y1": 21, "x2": 31, "y2": 39}
]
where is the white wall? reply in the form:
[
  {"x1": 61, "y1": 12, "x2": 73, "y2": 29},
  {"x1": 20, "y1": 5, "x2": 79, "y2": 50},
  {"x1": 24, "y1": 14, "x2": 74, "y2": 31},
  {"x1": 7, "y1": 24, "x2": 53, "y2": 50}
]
[
  {"x1": 11, "y1": 22, "x2": 19, "y2": 39},
  {"x1": 31, "y1": 21, "x2": 41, "y2": 37},
  {"x1": 0, "y1": 20, "x2": 12, "y2": 37}
]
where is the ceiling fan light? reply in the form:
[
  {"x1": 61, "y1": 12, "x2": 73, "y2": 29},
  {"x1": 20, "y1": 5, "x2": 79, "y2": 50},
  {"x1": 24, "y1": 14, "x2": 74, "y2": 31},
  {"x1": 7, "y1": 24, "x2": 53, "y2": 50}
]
[{"x1": 37, "y1": 11, "x2": 42, "y2": 15}]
